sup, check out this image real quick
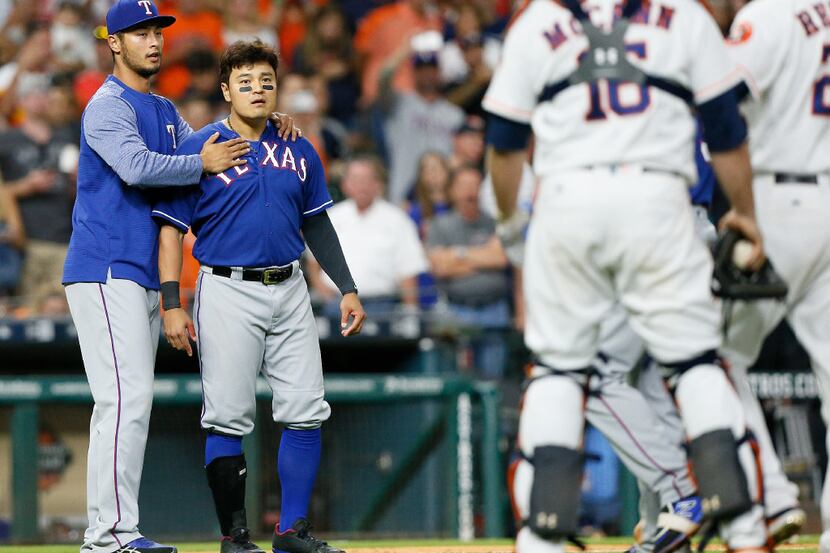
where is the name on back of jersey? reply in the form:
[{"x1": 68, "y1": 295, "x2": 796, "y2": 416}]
[
  {"x1": 544, "y1": 2, "x2": 676, "y2": 51},
  {"x1": 796, "y1": 2, "x2": 830, "y2": 36}
]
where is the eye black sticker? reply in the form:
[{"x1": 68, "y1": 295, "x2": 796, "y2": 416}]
[
  {"x1": 239, "y1": 86, "x2": 253, "y2": 92},
  {"x1": 262, "y1": 84, "x2": 275, "y2": 90}
]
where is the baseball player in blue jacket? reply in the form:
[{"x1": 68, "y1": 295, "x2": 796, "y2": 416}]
[
  {"x1": 153, "y1": 40, "x2": 365, "y2": 553},
  {"x1": 62, "y1": 3, "x2": 298, "y2": 552}
]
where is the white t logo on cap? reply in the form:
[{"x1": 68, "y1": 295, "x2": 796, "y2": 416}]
[{"x1": 137, "y1": 0, "x2": 153, "y2": 15}]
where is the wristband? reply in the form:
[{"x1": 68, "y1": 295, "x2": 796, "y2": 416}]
[{"x1": 160, "y1": 281, "x2": 181, "y2": 310}]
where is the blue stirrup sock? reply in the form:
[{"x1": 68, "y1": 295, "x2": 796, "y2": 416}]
[
  {"x1": 278, "y1": 428, "x2": 322, "y2": 533},
  {"x1": 205, "y1": 433, "x2": 243, "y2": 466}
]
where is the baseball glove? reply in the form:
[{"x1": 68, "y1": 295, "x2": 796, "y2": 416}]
[{"x1": 711, "y1": 229, "x2": 788, "y2": 300}]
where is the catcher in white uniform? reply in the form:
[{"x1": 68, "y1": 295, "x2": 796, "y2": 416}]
[
  {"x1": 483, "y1": 0, "x2": 770, "y2": 552},
  {"x1": 723, "y1": 1, "x2": 830, "y2": 551}
]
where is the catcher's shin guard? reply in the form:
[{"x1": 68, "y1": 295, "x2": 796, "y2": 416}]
[
  {"x1": 528, "y1": 445, "x2": 584, "y2": 539},
  {"x1": 206, "y1": 454, "x2": 248, "y2": 536},
  {"x1": 688, "y1": 429, "x2": 752, "y2": 521}
]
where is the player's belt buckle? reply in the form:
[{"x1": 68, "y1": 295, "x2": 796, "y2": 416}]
[{"x1": 261, "y1": 266, "x2": 292, "y2": 285}]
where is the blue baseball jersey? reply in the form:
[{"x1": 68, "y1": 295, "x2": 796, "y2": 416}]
[
  {"x1": 152, "y1": 121, "x2": 332, "y2": 267},
  {"x1": 63, "y1": 75, "x2": 202, "y2": 289},
  {"x1": 690, "y1": 123, "x2": 715, "y2": 207}
]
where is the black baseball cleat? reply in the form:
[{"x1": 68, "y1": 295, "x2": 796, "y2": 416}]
[
  {"x1": 272, "y1": 518, "x2": 345, "y2": 553},
  {"x1": 116, "y1": 537, "x2": 178, "y2": 553},
  {"x1": 221, "y1": 527, "x2": 266, "y2": 553}
]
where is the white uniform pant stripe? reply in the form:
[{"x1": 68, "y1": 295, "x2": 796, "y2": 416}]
[
  {"x1": 98, "y1": 283, "x2": 124, "y2": 547},
  {"x1": 66, "y1": 276, "x2": 160, "y2": 552}
]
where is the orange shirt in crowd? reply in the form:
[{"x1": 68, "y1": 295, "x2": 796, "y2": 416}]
[
  {"x1": 155, "y1": 7, "x2": 224, "y2": 99},
  {"x1": 354, "y1": 1, "x2": 441, "y2": 104}
]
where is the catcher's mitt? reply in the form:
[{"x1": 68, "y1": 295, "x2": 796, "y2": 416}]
[{"x1": 711, "y1": 229, "x2": 788, "y2": 300}]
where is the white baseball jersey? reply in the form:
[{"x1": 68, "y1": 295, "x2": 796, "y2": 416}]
[
  {"x1": 727, "y1": 0, "x2": 830, "y2": 174},
  {"x1": 482, "y1": 0, "x2": 741, "y2": 182}
]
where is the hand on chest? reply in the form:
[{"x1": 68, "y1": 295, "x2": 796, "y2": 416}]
[{"x1": 213, "y1": 141, "x2": 309, "y2": 188}]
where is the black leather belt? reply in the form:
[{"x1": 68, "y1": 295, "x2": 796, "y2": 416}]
[
  {"x1": 211, "y1": 264, "x2": 293, "y2": 285},
  {"x1": 774, "y1": 173, "x2": 818, "y2": 184}
]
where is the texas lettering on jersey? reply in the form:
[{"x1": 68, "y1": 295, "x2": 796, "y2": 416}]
[
  {"x1": 214, "y1": 142, "x2": 308, "y2": 186},
  {"x1": 544, "y1": 2, "x2": 676, "y2": 50}
]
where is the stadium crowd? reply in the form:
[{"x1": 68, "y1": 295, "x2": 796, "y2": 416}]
[{"x1": 0, "y1": 0, "x2": 749, "y2": 381}]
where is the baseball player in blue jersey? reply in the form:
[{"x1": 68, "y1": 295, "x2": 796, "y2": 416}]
[
  {"x1": 152, "y1": 40, "x2": 365, "y2": 553},
  {"x1": 62, "y1": 3, "x2": 299, "y2": 553}
]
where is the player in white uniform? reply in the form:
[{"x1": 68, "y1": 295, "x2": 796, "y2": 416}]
[
  {"x1": 724, "y1": 2, "x2": 830, "y2": 551},
  {"x1": 483, "y1": 1, "x2": 769, "y2": 552}
]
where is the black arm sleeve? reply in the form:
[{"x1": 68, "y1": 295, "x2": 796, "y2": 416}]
[
  {"x1": 302, "y1": 210, "x2": 357, "y2": 295},
  {"x1": 697, "y1": 84, "x2": 748, "y2": 153}
]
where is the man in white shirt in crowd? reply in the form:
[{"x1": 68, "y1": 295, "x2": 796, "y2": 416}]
[{"x1": 306, "y1": 155, "x2": 428, "y2": 316}]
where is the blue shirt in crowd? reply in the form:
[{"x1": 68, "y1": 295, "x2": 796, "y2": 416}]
[
  {"x1": 152, "y1": 120, "x2": 332, "y2": 268},
  {"x1": 62, "y1": 75, "x2": 202, "y2": 289}
]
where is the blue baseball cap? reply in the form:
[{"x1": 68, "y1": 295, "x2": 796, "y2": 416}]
[{"x1": 106, "y1": 0, "x2": 176, "y2": 35}]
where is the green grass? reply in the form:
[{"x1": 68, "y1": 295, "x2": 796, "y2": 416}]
[{"x1": 0, "y1": 536, "x2": 821, "y2": 553}]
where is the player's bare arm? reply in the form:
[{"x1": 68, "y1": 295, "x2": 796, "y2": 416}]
[
  {"x1": 485, "y1": 121, "x2": 532, "y2": 267},
  {"x1": 486, "y1": 146, "x2": 526, "y2": 221},
  {"x1": 158, "y1": 224, "x2": 196, "y2": 356},
  {"x1": 709, "y1": 143, "x2": 766, "y2": 271}
]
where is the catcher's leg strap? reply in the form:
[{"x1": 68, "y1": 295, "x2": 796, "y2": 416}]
[
  {"x1": 527, "y1": 445, "x2": 584, "y2": 540},
  {"x1": 660, "y1": 349, "x2": 719, "y2": 389},
  {"x1": 206, "y1": 453, "x2": 248, "y2": 536},
  {"x1": 688, "y1": 429, "x2": 753, "y2": 521}
]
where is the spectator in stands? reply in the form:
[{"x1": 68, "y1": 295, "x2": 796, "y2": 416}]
[
  {"x1": 378, "y1": 34, "x2": 464, "y2": 204},
  {"x1": 0, "y1": 26, "x2": 54, "y2": 121},
  {"x1": 278, "y1": 74, "x2": 350, "y2": 180},
  {"x1": 0, "y1": 178, "x2": 25, "y2": 298},
  {"x1": 306, "y1": 155, "x2": 428, "y2": 316},
  {"x1": 278, "y1": 72, "x2": 308, "y2": 111},
  {"x1": 293, "y1": 5, "x2": 360, "y2": 128},
  {"x1": 177, "y1": 93, "x2": 215, "y2": 132},
  {"x1": 354, "y1": 0, "x2": 442, "y2": 106},
  {"x1": 156, "y1": 0, "x2": 224, "y2": 99},
  {"x1": 72, "y1": 27, "x2": 113, "y2": 109},
  {"x1": 406, "y1": 151, "x2": 452, "y2": 308},
  {"x1": 306, "y1": 74, "x2": 352, "y2": 170},
  {"x1": 407, "y1": 151, "x2": 451, "y2": 238},
  {"x1": 0, "y1": 79, "x2": 79, "y2": 309},
  {"x1": 50, "y1": 1, "x2": 95, "y2": 72},
  {"x1": 441, "y1": 4, "x2": 500, "y2": 117},
  {"x1": 36, "y1": 289, "x2": 69, "y2": 316},
  {"x1": 449, "y1": 115, "x2": 485, "y2": 171},
  {"x1": 221, "y1": 0, "x2": 278, "y2": 48},
  {"x1": 182, "y1": 48, "x2": 225, "y2": 110},
  {"x1": 427, "y1": 165, "x2": 510, "y2": 379}
]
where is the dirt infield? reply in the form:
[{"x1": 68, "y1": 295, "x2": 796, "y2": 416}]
[
  {"x1": 340, "y1": 545, "x2": 816, "y2": 553},
  {"x1": 177, "y1": 543, "x2": 821, "y2": 553},
  {"x1": 1, "y1": 541, "x2": 818, "y2": 553}
]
